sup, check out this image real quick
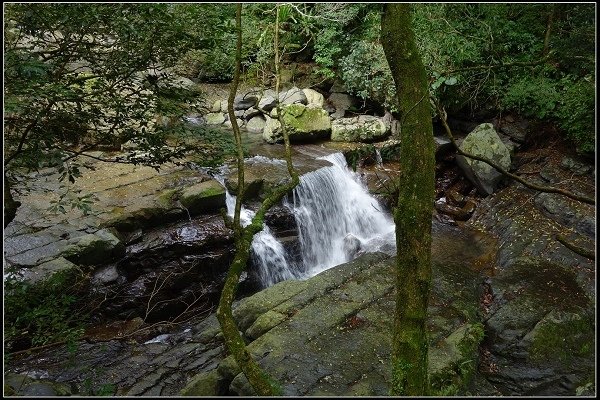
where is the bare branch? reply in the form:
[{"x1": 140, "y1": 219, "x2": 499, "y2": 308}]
[{"x1": 434, "y1": 98, "x2": 595, "y2": 205}]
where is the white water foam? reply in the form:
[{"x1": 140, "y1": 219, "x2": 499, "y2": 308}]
[{"x1": 214, "y1": 153, "x2": 395, "y2": 288}]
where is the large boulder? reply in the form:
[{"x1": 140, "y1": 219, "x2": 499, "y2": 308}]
[
  {"x1": 262, "y1": 115, "x2": 282, "y2": 144},
  {"x1": 62, "y1": 229, "x2": 124, "y2": 265},
  {"x1": 456, "y1": 123, "x2": 511, "y2": 196},
  {"x1": 204, "y1": 113, "x2": 226, "y2": 125},
  {"x1": 279, "y1": 86, "x2": 307, "y2": 106},
  {"x1": 263, "y1": 104, "x2": 331, "y2": 144},
  {"x1": 234, "y1": 93, "x2": 259, "y2": 110},
  {"x1": 246, "y1": 115, "x2": 266, "y2": 133},
  {"x1": 331, "y1": 115, "x2": 389, "y2": 143},
  {"x1": 258, "y1": 89, "x2": 277, "y2": 112}
]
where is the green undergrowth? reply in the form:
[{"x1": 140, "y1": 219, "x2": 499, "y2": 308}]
[{"x1": 4, "y1": 267, "x2": 90, "y2": 355}]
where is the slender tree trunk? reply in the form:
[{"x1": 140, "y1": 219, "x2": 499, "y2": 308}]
[
  {"x1": 381, "y1": 4, "x2": 435, "y2": 396},
  {"x1": 215, "y1": 3, "x2": 298, "y2": 396}
]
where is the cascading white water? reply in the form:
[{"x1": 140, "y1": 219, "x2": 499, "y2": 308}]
[
  {"x1": 214, "y1": 156, "x2": 301, "y2": 288},
  {"x1": 213, "y1": 153, "x2": 396, "y2": 288},
  {"x1": 285, "y1": 152, "x2": 396, "y2": 278}
]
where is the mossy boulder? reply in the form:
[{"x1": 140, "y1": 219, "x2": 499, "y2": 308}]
[
  {"x1": 456, "y1": 123, "x2": 511, "y2": 195},
  {"x1": 180, "y1": 370, "x2": 222, "y2": 396},
  {"x1": 429, "y1": 323, "x2": 485, "y2": 395},
  {"x1": 179, "y1": 180, "x2": 226, "y2": 215},
  {"x1": 263, "y1": 104, "x2": 331, "y2": 144},
  {"x1": 331, "y1": 116, "x2": 389, "y2": 143}
]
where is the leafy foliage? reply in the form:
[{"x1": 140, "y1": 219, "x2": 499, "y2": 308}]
[
  {"x1": 412, "y1": 3, "x2": 595, "y2": 154},
  {"x1": 4, "y1": 267, "x2": 88, "y2": 352},
  {"x1": 4, "y1": 3, "x2": 200, "y2": 172},
  {"x1": 180, "y1": 124, "x2": 244, "y2": 167}
]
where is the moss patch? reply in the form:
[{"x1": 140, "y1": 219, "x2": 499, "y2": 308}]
[{"x1": 528, "y1": 310, "x2": 594, "y2": 364}]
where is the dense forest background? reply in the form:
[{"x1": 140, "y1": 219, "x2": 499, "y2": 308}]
[
  {"x1": 4, "y1": 3, "x2": 595, "y2": 179},
  {"x1": 3, "y1": 0, "x2": 596, "y2": 353}
]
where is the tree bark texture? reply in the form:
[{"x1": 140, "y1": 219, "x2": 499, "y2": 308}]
[{"x1": 381, "y1": 4, "x2": 435, "y2": 396}]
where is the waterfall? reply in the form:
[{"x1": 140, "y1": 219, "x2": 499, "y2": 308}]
[
  {"x1": 285, "y1": 153, "x2": 395, "y2": 278},
  {"x1": 214, "y1": 157, "x2": 302, "y2": 288},
  {"x1": 214, "y1": 153, "x2": 396, "y2": 288}
]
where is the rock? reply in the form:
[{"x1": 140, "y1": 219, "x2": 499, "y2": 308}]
[
  {"x1": 92, "y1": 264, "x2": 120, "y2": 285},
  {"x1": 19, "y1": 257, "x2": 79, "y2": 285},
  {"x1": 456, "y1": 123, "x2": 511, "y2": 196},
  {"x1": 481, "y1": 258, "x2": 594, "y2": 395},
  {"x1": 234, "y1": 109, "x2": 245, "y2": 118},
  {"x1": 210, "y1": 100, "x2": 221, "y2": 113},
  {"x1": 279, "y1": 86, "x2": 307, "y2": 106},
  {"x1": 328, "y1": 93, "x2": 357, "y2": 118},
  {"x1": 434, "y1": 136, "x2": 453, "y2": 158},
  {"x1": 234, "y1": 94, "x2": 259, "y2": 110},
  {"x1": 179, "y1": 180, "x2": 226, "y2": 215},
  {"x1": 20, "y1": 382, "x2": 59, "y2": 396},
  {"x1": 246, "y1": 116, "x2": 266, "y2": 133},
  {"x1": 381, "y1": 111, "x2": 400, "y2": 136},
  {"x1": 180, "y1": 369, "x2": 222, "y2": 396},
  {"x1": 224, "y1": 155, "x2": 331, "y2": 199},
  {"x1": 302, "y1": 88, "x2": 324, "y2": 108},
  {"x1": 243, "y1": 107, "x2": 262, "y2": 120},
  {"x1": 342, "y1": 234, "x2": 362, "y2": 258},
  {"x1": 263, "y1": 104, "x2": 331, "y2": 144},
  {"x1": 331, "y1": 115, "x2": 389, "y2": 143},
  {"x1": 205, "y1": 113, "x2": 226, "y2": 125},
  {"x1": 560, "y1": 156, "x2": 593, "y2": 175},
  {"x1": 223, "y1": 118, "x2": 245, "y2": 129},
  {"x1": 4, "y1": 228, "x2": 82, "y2": 267},
  {"x1": 262, "y1": 115, "x2": 282, "y2": 144},
  {"x1": 62, "y1": 229, "x2": 124, "y2": 265},
  {"x1": 258, "y1": 90, "x2": 277, "y2": 111},
  {"x1": 499, "y1": 118, "x2": 529, "y2": 143}
]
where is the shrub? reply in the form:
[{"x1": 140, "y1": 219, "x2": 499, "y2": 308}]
[{"x1": 4, "y1": 267, "x2": 88, "y2": 353}]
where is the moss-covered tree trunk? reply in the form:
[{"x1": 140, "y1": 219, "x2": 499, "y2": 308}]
[
  {"x1": 215, "y1": 3, "x2": 298, "y2": 396},
  {"x1": 381, "y1": 4, "x2": 435, "y2": 396}
]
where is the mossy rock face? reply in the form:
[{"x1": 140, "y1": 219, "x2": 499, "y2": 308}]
[
  {"x1": 331, "y1": 116, "x2": 389, "y2": 143},
  {"x1": 264, "y1": 104, "x2": 331, "y2": 144},
  {"x1": 179, "y1": 180, "x2": 226, "y2": 215},
  {"x1": 525, "y1": 309, "x2": 594, "y2": 364},
  {"x1": 18, "y1": 256, "x2": 79, "y2": 285},
  {"x1": 180, "y1": 370, "x2": 222, "y2": 396},
  {"x1": 429, "y1": 323, "x2": 485, "y2": 396}
]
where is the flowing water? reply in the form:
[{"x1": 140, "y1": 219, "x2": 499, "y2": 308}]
[{"x1": 216, "y1": 153, "x2": 396, "y2": 288}]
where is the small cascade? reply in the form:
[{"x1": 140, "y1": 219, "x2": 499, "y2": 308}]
[
  {"x1": 286, "y1": 153, "x2": 395, "y2": 278},
  {"x1": 210, "y1": 153, "x2": 396, "y2": 288},
  {"x1": 213, "y1": 157, "x2": 300, "y2": 287}
]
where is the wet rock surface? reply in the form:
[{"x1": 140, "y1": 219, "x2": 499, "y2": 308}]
[
  {"x1": 3, "y1": 121, "x2": 595, "y2": 396},
  {"x1": 6, "y1": 222, "x2": 494, "y2": 396},
  {"x1": 467, "y1": 142, "x2": 595, "y2": 395}
]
